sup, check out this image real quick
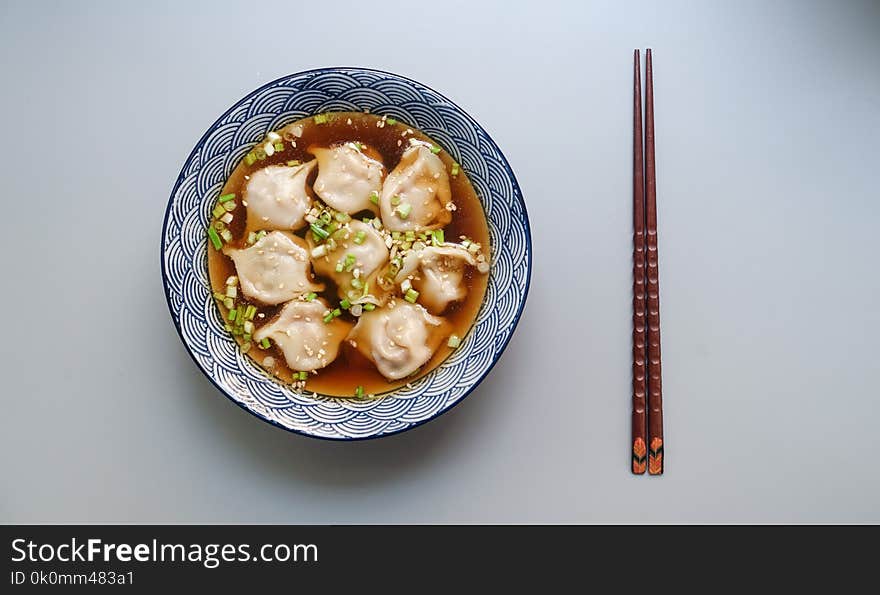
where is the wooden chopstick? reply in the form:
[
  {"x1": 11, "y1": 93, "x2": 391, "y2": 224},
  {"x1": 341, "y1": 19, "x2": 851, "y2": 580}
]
[
  {"x1": 644, "y1": 48, "x2": 664, "y2": 475},
  {"x1": 631, "y1": 49, "x2": 648, "y2": 475}
]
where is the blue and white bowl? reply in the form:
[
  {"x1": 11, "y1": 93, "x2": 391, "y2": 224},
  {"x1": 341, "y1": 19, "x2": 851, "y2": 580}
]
[{"x1": 161, "y1": 68, "x2": 531, "y2": 440}]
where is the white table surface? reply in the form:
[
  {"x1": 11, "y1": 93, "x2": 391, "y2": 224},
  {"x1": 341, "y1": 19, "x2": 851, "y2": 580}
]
[{"x1": 2, "y1": 0, "x2": 878, "y2": 523}]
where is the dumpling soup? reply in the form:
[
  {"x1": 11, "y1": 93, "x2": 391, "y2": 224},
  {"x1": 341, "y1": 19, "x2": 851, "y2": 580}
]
[{"x1": 206, "y1": 112, "x2": 490, "y2": 398}]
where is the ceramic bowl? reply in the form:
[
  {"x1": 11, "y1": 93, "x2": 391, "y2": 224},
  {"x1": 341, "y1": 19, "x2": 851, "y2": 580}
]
[{"x1": 161, "y1": 67, "x2": 531, "y2": 440}]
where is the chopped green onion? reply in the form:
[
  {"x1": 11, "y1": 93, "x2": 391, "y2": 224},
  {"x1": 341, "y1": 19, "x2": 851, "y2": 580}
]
[
  {"x1": 247, "y1": 231, "x2": 257, "y2": 244},
  {"x1": 335, "y1": 261, "x2": 344, "y2": 273},
  {"x1": 226, "y1": 284, "x2": 237, "y2": 298},
  {"x1": 220, "y1": 229, "x2": 233, "y2": 242},
  {"x1": 222, "y1": 201, "x2": 236, "y2": 212},
  {"x1": 351, "y1": 277, "x2": 364, "y2": 290},
  {"x1": 390, "y1": 195, "x2": 401, "y2": 206},
  {"x1": 261, "y1": 337, "x2": 271, "y2": 349},
  {"x1": 298, "y1": 371, "x2": 308, "y2": 381},
  {"x1": 243, "y1": 333, "x2": 252, "y2": 342},
  {"x1": 430, "y1": 145, "x2": 441, "y2": 154},
  {"x1": 363, "y1": 303, "x2": 376, "y2": 311},
  {"x1": 344, "y1": 253, "x2": 356, "y2": 271},
  {"x1": 254, "y1": 147, "x2": 266, "y2": 160},
  {"x1": 255, "y1": 230, "x2": 267, "y2": 241},
  {"x1": 245, "y1": 152, "x2": 257, "y2": 166},
  {"x1": 461, "y1": 239, "x2": 471, "y2": 249},
  {"x1": 305, "y1": 292, "x2": 317, "y2": 301},
  {"x1": 392, "y1": 231, "x2": 402, "y2": 241},
  {"x1": 325, "y1": 238, "x2": 337, "y2": 251},
  {"x1": 396, "y1": 203, "x2": 412, "y2": 219},
  {"x1": 340, "y1": 298, "x2": 351, "y2": 309},
  {"x1": 212, "y1": 204, "x2": 226, "y2": 219},
  {"x1": 287, "y1": 160, "x2": 301, "y2": 167},
  {"x1": 400, "y1": 241, "x2": 412, "y2": 251},
  {"x1": 447, "y1": 335, "x2": 461, "y2": 348},
  {"x1": 354, "y1": 385, "x2": 364, "y2": 398},
  {"x1": 369, "y1": 190, "x2": 379, "y2": 205},
  {"x1": 362, "y1": 217, "x2": 372, "y2": 224},
  {"x1": 241, "y1": 341, "x2": 251, "y2": 353},
  {"x1": 310, "y1": 223, "x2": 330, "y2": 240},
  {"x1": 228, "y1": 308, "x2": 238, "y2": 321},
  {"x1": 451, "y1": 163, "x2": 460, "y2": 176},
  {"x1": 322, "y1": 311, "x2": 334, "y2": 323},
  {"x1": 353, "y1": 230, "x2": 367, "y2": 245},
  {"x1": 223, "y1": 297, "x2": 234, "y2": 309},
  {"x1": 226, "y1": 275, "x2": 238, "y2": 286},
  {"x1": 404, "y1": 288, "x2": 420, "y2": 303},
  {"x1": 319, "y1": 211, "x2": 333, "y2": 225},
  {"x1": 432, "y1": 229, "x2": 445, "y2": 246},
  {"x1": 213, "y1": 292, "x2": 225, "y2": 301},
  {"x1": 273, "y1": 141, "x2": 284, "y2": 152},
  {"x1": 386, "y1": 117, "x2": 397, "y2": 125},
  {"x1": 405, "y1": 230, "x2": 416, "y2": 242},
  {"x1": 243, "y1": 321, "x2": 254, "y2": 335},
  {"x1": 335, "y1": 212, "x2": 351, "y2": 223},
  {"x1": 219, "y1": 193, "x2": 236, "y2": 203},
  {"x1": 244, "y1": 305, "x2": 257, "y2": 320},
  {"x1": 213, "y1": 220, "x2": 225, "y2": 230},
  {"x1": 314, "y1": 113, "x2": 329, "y2": 124},
  {"x1": 207, "y1": 227, "x2": 222, "y2": 250}
]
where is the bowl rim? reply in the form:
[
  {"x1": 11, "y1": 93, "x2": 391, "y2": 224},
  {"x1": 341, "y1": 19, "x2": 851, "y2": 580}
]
[{"x1": 160, "y1": 66, "x2": 532, "y2": 441}]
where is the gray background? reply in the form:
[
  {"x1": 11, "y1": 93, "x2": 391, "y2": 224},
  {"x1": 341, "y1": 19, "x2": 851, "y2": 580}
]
[{"x1": 1, "y1": 0, "x2": 878, "y2": 523}]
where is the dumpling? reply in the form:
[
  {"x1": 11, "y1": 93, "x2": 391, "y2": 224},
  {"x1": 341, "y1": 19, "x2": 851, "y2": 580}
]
[
  {"x1": 309, "y1": 220, "x2": 389, "y2": 302},
  {"x1": 254, "y1": 299, "x2": 352, "y2": 372},
  {"x1": 395, "y1": 246, "x2": 478, "y2": 314},
  {"x1": 310, "y1": 143, "x2": 384, "y2": 214},
  {"x1": 243, "y1": 162, "x2": 316, "y2": 231},
  {"x1": 380, "y1": 143, "x2": 452, "y2": 232},
  {"x1": 346, "y1": 301, "x2": 450, "y2": 380},
  {"x1": 224, "y1": 231, "x2": 323, "y2": 305}
]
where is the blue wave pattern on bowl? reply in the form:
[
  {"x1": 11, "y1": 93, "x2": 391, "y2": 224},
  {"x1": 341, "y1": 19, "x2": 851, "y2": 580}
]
[{"x1": 162, "y1": 68, "x2": 530, "y2": 439}]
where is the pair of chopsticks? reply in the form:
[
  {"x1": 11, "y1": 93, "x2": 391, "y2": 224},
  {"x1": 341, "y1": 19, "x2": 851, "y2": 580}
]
[{"x1": 631, "y1": 49, "x2": 664, "y2": 475}]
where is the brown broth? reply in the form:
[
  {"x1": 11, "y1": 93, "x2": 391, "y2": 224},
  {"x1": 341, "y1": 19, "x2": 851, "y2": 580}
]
[{"x1": 208, "y1": 112, "x2": 490, "y2": 398}]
